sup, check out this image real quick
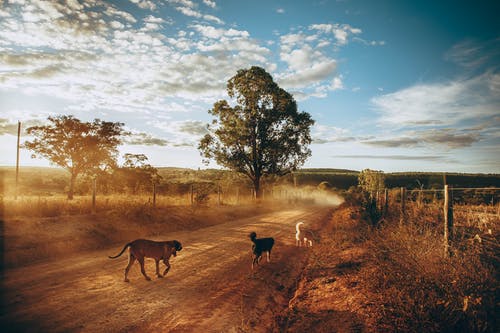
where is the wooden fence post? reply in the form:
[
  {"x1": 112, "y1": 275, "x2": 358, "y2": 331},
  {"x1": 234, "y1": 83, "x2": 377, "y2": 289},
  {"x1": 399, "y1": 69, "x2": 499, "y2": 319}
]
[
  {"x1": 217, "y1": 184, "x2": 221, "y2": 205},
  {"x1": 190, "y1": 184, "x2": 194, "y2": 205},
  {"x1": 443, "y1": 185, "x2": 454, "y2": 256},
  {"x1": 152, "y1": 183, "x2": 157, "y2": 208},
  {"x1": 399, "y1": 187, "x2": 406, "y2": 225},
  {"x1": 384, "y1": 188, "x2": 389, "y2": 216},
  {"x1": 91, "y1": 178, "x2": 96, "y2": 214},
  {"x1": 15, "y1": 121, "x2": 21, "y2": 200}
]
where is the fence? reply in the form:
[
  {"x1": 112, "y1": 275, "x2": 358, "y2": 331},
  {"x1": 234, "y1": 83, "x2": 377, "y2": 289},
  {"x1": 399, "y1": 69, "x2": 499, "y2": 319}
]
[
  {"x1": 83, "y1": 181, "x2": 307, "y2": 212},
  {"x1": 371, "y1": 186, "x2": 499, "y2": 257}
]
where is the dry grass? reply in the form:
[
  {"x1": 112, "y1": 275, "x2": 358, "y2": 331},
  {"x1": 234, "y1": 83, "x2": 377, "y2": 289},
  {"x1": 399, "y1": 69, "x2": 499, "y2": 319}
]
[
  {"x1": 365, "y1": 200, "x2": 498, "y2": 332},
  {"x1": 1, "y1": 193, "x2": 253, "y2": 218}
]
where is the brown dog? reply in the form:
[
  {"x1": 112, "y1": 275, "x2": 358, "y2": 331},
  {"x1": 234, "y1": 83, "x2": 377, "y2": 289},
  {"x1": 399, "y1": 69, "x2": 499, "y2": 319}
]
[{"x1": 109, "y1": 239, "x2": 182, "y2": 282}]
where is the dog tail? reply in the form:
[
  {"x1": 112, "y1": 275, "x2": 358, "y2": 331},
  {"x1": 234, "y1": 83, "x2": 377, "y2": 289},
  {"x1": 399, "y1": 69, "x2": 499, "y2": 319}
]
[
  {"x1": 108, "y1": 242, "x2": 132, "y2": 259},
  {"x1": 249, "y1": 232, "x2": 257, "y2": 243},
  {"x1": 296, "y1": 221, "x2": 304, "y2": 233}
]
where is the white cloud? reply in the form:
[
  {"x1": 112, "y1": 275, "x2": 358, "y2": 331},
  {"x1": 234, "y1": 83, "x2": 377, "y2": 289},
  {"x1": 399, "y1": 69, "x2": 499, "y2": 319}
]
[
  {"x1": 330, "y1": 76, "x2": 343, "y2": 90},
  {"x1": 371, "y1": 73, "x2": 500, "y2": 128},
  {"x1": 309, "y1": 23, "x2": 361, "y2": 45},
  {"x1": 203, "y1": 0, "x2": 217, "y2": 8},
  {"x1": 279, "y1": 60, "x2": 337, "y2": 89},
  {"x1": 129, "y1": 0, "x2": 157, "y2": 11},
  {"x1": 169, "y1": 0, "x2": 224, "y2": 24}
]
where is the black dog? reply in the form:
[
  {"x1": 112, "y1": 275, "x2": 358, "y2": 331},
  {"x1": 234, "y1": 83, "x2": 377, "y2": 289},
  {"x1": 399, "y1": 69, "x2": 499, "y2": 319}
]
[{"x1": 249, "y1": 232, "x2": 274, "y2": 269}]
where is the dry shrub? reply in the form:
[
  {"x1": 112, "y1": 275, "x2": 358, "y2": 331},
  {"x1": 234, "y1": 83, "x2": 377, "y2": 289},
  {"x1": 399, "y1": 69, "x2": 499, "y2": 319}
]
[{"x1": 366, "y1": 205, "x2": 497, "y2": 332}]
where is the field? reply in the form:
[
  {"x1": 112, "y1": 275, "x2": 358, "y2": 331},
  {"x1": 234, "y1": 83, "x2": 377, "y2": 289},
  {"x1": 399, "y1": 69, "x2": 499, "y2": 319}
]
[{"x1": 0, "y1": 167, "x2": 498, "y2": 332}]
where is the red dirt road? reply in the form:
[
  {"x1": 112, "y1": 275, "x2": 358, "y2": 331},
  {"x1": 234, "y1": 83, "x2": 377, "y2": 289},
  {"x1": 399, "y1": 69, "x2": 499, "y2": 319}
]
[{"x1": 1, "y1": 207, "x2": 332, "y2": 332}]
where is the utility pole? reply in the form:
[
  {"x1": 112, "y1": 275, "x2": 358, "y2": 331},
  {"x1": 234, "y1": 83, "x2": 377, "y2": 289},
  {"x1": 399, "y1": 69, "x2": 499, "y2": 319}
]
[{"x1": 15, "y1": 121, "x2": 21, "y2": 200}]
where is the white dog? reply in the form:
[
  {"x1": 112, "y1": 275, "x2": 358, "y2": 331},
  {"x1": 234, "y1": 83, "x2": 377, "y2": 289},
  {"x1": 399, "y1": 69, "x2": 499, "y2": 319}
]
[{"x1": 295, "y1": 221, "x2": 312, "y2": 247}]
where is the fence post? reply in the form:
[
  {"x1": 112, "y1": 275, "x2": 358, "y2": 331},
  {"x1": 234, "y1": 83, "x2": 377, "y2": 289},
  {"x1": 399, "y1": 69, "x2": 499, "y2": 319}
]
[
  {"x1": 190, "y1": 184, "x2": 194, "y2": 205},
  {"x1": 384, "y1": 188, "x2": 389, "y2": 216},
  {"x1": 91, "y1": 178, "x2": 96, "y2": 214},
  {"x1": 152, "y1": 183, "x2": 156, "y2": 208},
  {"x1": 217, "y1": 184, "x2": 221, "y2": 206},
  {"x1": 399, "y1": 187, "x2": 406, "y2": 225},
  {"x1": 443, "y1": 185, "x2": 454, "y2": 256},
  {"x1": 15, "y1": 121, "x2": 21, "y2": 200}
]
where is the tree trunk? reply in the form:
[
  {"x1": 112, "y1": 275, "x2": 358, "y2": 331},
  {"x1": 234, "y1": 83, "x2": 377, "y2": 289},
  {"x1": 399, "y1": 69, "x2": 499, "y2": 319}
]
[
  {"x1": 253, "y1": 177, "x2": 261, "y2": 199},
  {"x1": 68, "y1": 171, "x2": 77, "y2": 200}
]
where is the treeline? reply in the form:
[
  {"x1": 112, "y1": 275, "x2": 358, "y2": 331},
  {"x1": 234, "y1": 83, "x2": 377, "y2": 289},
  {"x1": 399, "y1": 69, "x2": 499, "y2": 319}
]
[
  {"x1": 294, "y1": 170, "x2": 500, "y2": 190},
  {"x1": 1, "y1": 167, "x2": 499, "y2": 197}
]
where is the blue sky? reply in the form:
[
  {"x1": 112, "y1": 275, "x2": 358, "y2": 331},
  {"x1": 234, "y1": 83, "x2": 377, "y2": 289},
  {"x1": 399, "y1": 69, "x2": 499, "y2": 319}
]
[{"x1": 0, "y1": 0, "x2": 499, "y2": 173}]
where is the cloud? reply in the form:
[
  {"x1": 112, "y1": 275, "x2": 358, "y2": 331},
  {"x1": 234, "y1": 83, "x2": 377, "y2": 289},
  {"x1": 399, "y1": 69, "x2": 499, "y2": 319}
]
[
  {"x1": 168, "y1": 0, "x2": 224, "y2": 24},
  {"x1": 178, "y1": 120, "x2": 208, "y2": 136},
  {"x1": 280, "y1": 60, "x2": 337, "y2": 89},
  {"x1": 0, "y1": 118, "x2": 21, "y2": 135},
  {"x1": 0, "y1": 118, "x2": 44, "y2": 135},
  {"x1": 362, "y1": 137, "x2": 420, "y2": 148},
  {"x1": 371, "y1": 72, "x2": 500, "y2": 128},
  {"x1": 332, "y1": 154, "x2": 449, "y2": 162},
  {"x1": 129, "y1": 0, "x2": 157, "y2": 11},
  {"x1": 312, "y1": 125, "x2": 355, "y2": 144},
  {"x1": 276, "y1": 22, "x2": 367, "y2": 97},
  {"x1": 330, "y1": 76, "x2": 344, "y2": 90},
  {"x1": 126, "y1": 132, "x2": 170, "y2": 146},
  {"x1": 277, "y1": 8, "x2": 285, "y2": 14},
  {"x1": 203, "y1": 0, "x2": 217, "y2": 8},
  {"x1": 362, "y1": 128, "x2": 481, "y2": 149},
  {"x1": 444, "y1": 39, "x2": 500, "y2": 71},
  {"x1": 0, "y1": 0, "x2": 377, "y2": 146},
  {"x1": 309, "y1": 23, "x2": 361, "y2": 45}
]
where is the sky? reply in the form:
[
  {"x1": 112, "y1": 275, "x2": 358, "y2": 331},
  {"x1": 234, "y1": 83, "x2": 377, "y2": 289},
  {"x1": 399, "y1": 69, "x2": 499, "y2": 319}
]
[{"x1": 0, "y1": 0, "x2": 499, "y2": 173}]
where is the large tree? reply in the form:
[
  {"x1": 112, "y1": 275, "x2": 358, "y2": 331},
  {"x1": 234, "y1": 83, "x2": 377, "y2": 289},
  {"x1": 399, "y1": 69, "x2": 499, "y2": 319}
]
[
  {"x1": 24, "y1": 115, "x2": 126, "y2": 199},
  {"x1": 199, "y1": 66, "x2": 314, "y2": 198}
]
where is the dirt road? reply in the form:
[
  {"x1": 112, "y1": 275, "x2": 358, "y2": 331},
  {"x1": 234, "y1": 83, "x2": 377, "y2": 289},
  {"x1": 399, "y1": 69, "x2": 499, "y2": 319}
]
[{"x1": 1, "y1": 206, "x2": 332, "y2": 332}]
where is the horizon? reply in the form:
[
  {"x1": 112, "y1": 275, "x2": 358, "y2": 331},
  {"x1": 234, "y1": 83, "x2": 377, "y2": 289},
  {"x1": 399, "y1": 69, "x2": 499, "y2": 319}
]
[
  {"x1": 1, "y1": 165, "x2": 499, "y2": 176},
  {"x1": 1, "y1": 1, "x2": 499, "y2": 173}
]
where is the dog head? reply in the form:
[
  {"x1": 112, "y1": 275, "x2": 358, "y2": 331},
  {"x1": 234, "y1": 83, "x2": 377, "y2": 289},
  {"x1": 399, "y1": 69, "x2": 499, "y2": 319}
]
[
  {"x1": 172, "y1": 240, "x2": 182, "y2": 257},
  {"x1": 249, "y1": 232, "x2": 257, "y2": 241}
]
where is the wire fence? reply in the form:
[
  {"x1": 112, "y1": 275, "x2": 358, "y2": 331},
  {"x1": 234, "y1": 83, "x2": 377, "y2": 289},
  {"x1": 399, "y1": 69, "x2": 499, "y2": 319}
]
[{"x1": 371, "y1": 186, "x2": 499, "y2": 257}]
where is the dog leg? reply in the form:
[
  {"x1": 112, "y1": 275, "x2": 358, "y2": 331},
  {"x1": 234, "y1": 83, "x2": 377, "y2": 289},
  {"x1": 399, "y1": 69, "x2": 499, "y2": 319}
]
[
  {"x1": 267, "y1": 251, "x2": 271, "y2": 262},
  {"x1": 124, "y1": 254, "x2": 136, "y2": 282},
  {"x1": 163, "y1": 259, "x2": 171, "y2": 276},
  {"x1": 138, "y1": 257, "x2": 151, "y2": 281},
  {"x1": 252, "y1": 255, "x2": 259, "y2": 269},
  {"x1": 155, "y1": 259, "x2": 163, "y2": 278}
]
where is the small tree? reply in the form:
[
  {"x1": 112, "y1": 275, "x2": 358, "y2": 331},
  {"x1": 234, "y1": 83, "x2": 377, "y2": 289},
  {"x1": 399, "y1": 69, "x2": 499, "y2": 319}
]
[
  {"x1": 24, "y1": 115, "x2": 126, "y2": 199},
  {"x1": 199, "y1": 66, "x2": 314, "y2": 198},
  {"x1": 358, "y1": 169, "x2": 385, "y2": 225},
  {"x1": 358, "y1": 169, "x2": 385, "y2": 193}
]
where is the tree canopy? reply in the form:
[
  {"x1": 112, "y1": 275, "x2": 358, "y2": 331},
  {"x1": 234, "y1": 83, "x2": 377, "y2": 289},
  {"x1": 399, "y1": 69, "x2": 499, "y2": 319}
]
[
  {"x1": 199, "y1": 66, "x2": 314, "y2": 198},
  {"x1": 24, "y1": 115, "x2": 126, "y2": 199},
  {"x1": 358, "y1": 169, "x2": 386, "y2": 193}
]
